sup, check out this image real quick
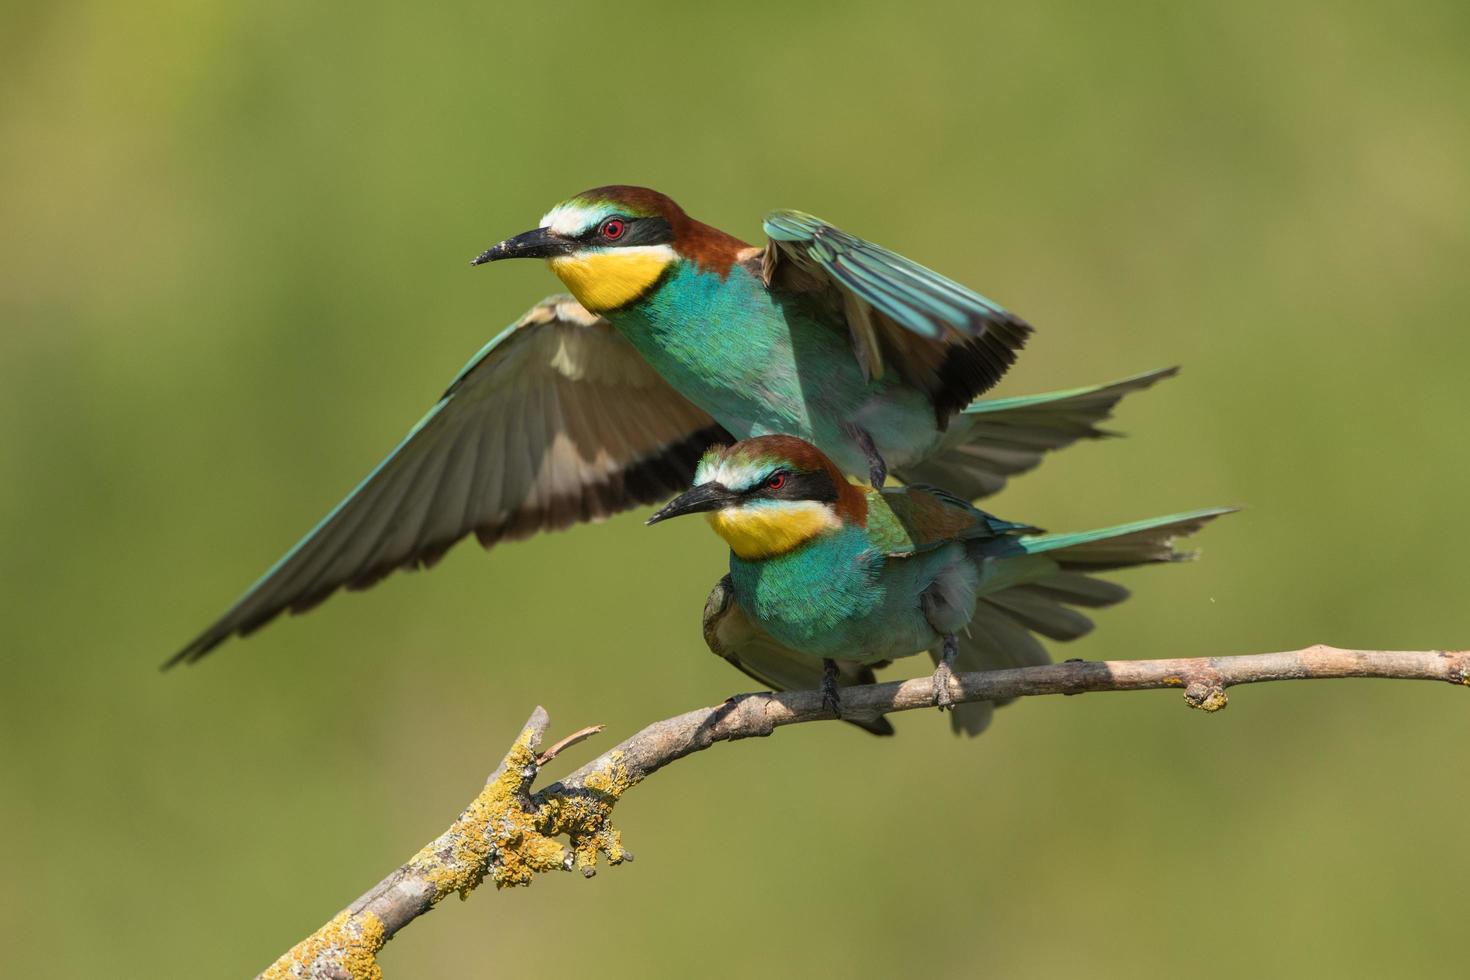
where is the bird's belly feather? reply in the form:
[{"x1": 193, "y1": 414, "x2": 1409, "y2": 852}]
[{"x1": 729, "y1": 533, "x2": 968, "y2": 663}]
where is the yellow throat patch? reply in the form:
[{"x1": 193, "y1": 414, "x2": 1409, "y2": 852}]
[
  {"x1": 548, "y1": 246, "x2": 675, "y2": 313},
  {"x1": 706, "y1": 502, "x2": 841, "y2": 560}
]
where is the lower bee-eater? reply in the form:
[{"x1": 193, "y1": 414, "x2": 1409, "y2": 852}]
[
  {"x1": 647, "y1": 435, "x2": 1232, "y2": 735},
  {"x1": 170, "y1": 185, "x2": 1177, "y2": 665}
]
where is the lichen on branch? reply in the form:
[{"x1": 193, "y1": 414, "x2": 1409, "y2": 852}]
[
  {"x1": 260, "y1": 644, "x2": 1468, "y2": 979},
  {"x1": 258, "y1": 909, "x2": 385, "y2": 980}
]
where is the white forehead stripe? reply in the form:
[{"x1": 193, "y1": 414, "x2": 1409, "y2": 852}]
[
  {"x1": 541, "y1": 202, "x2": 611, "y2": 237},
  {"x1": 697, "y1": 456, "x2": 771, "y2": 491}
]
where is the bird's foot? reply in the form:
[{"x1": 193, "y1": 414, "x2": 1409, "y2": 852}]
[
  {"x1": 931, "y1": 663, "x2": 957, "y2": 710},
  {"x1": 932, "y1": 634, "x2": 959, "y2": 710},
  {"x1": 847, "y1": 424, "x2": 888, "y2": 488},
  {"x1": 821, "y1": 659, "x2": 843, "y2": 718}
]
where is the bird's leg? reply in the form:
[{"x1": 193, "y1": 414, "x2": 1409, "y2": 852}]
[
  {"x1": 821, "y1": 659, "x2": 843, "y2": 718},
  {"x1": 846, "y1": 424, "x2": 888, "y2": 488},
  {"x1": 931, "y1": 634, "x2": 959, "y2": 710}
]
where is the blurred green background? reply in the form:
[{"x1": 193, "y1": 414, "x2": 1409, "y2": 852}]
[{"x1": 4, "y1": 1, "x2": 1468, "y2": 977}]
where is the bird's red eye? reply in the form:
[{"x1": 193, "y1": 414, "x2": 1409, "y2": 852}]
[
  {"x1": 600, "y1": 218, "x2": 626, "y2": 241},
  {"x1": 766, "y1": 472, "x2": 787, "y2": 491}
]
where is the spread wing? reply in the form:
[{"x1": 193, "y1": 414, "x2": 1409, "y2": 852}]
[
  {"x1": 759, "y1": 210, "x2": 1032, "y2": 419},
  {"x1": 702, "y1": 577, "x2": 894, "y2": 736},
  {"x1": 169, "y1": 296, "x2": 729, "y2": 666}
]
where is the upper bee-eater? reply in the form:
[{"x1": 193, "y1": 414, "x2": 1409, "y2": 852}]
[
  {"x1": 170, "y1": 186, "x2": 1176, "y2": 665},
  {"x1": 647, "y1": 435, "x2": 1232, "y2": 736}
]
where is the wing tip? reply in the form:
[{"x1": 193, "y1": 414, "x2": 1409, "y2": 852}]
[
  {"x1": 163, "y1": 590, "x2": 311, "y2": 670},
  {"x1": 159, "y1": 651, "x2": 189, "y2": 672},
  {"x1": 160, "y1": 635, "x2": 218, "y2": 670}
]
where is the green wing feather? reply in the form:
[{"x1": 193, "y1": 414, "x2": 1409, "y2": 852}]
[
  {"x1": 763, "y1": 210, "x2": 1016, "y2": 340},
  {"x1": 168, "y1": 296, "x2": 728, "y2": 667},
  {"x1": 864, "y1": 485, "x2": 1037, "y2": 557},
  {"x1": 762, "y1": 210, "x2": 1031, "y2": 416}
]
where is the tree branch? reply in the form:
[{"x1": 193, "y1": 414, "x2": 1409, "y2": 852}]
[{"x1": 258, "y1": 645, "x2": 1467, "y2": 979}]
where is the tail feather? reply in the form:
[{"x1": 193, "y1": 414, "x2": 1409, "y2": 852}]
[
  {"x1": 982, "y1": 589, "x2": 1096, "y2": 641},
  {"x1": 936, "y1": 507, "x2": 1232, "y2": 736},
  {"x1": 895, "y1": 367, "x2": 1178, "y2": 500},
  {"x1": 1019, "y1": 507, "x2": 1236, "y2": 569},
  {"x1": 1009, "y1": 572, "x2": 1130, "y2": 608}
]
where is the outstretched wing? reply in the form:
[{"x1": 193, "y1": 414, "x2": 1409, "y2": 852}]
[
  {"x1": 702, "y1": 577, "x2": 893, "y2": 736},
  {"x1": 759, "y1": 210, "x2": 1031, "y2": 419},
  {"x1": 170, "y1": 296, "x2": 729, "y2": 666}
]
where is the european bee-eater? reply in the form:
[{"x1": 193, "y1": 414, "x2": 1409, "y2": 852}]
[
  {"x1": 647, "y1": 435, "x2": 1232, "y2": 735},
  {"x1": 170, "y1": 186, "x2": 1176, "y2": 665}
]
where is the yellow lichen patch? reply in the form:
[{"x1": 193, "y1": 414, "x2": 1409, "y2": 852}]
[
  {"x1": 260, "y1": 724, "x2": 649, "y2": 978},
  {"x1": 490, "y1": 817, "x2": 567, "y2": 889},
  {"x1": 1183, "y1": 678, "x2": 1230, "y2": 712},
  {"x1": 537, "y1": 752, "x2": 638, "y2": 876},
  {"x1": 583, "y1": 751, "x2": 636, "y2": 798},
  {"x1": 1194, "y1": 689, "x2": 1229, "y2": 712},
  {"x1": 259, "y1": 910, "x2": 385, "y2": 980},
  {"x1": 408, "y1": 724, "x2": 569, "y2": 896},
  {"x1": 342, "y1": 914, "x2": 386, "y2": 980}
]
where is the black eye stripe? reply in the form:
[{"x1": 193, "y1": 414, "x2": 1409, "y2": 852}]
[
  {"x1": 578, "y1": 215, "x2": 674, "y2": 247},
  {"x1": 745, "y1": 470, "x2": 838, "y2": 504}
]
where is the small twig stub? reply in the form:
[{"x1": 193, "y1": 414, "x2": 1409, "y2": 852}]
[{"x1": 537, "y1": 724, "x2": 605, "y2": 765}]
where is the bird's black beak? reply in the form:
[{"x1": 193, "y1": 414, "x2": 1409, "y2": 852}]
[
  {"x1": 470, "y1": 227, "x2": 577, "y2": 266},
  {"x1": 646, "y1": 483, "x2": 736, "y2": 526}
]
